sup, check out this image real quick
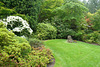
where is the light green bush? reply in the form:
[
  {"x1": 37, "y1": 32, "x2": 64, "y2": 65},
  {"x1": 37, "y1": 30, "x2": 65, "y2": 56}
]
[
  {"x1": 0, "y1": 22, "x2": 15, "y2": 47},
  {"x1": 36, "y1": 23, "x2": 57, "y2": 40},
  {"x1": 0, "y1": 22, "x2": 31, "y2": 66}
]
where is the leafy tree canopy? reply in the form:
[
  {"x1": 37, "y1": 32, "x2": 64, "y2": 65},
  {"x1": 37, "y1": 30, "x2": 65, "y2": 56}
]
[{"x1": 53, "y1": 2, "x2": 88, "y2": 22}]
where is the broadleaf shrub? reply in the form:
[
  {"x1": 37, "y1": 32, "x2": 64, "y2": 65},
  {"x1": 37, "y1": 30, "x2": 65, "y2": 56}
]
[
  {"x1": 91, "y1": 10, "x2": 100, "y2": 31},
  {"x1": 50, "y1": 18, "x2": 76, "y2": 39},
  {"x1": 36, "y1": 23, "x2": 57, "y2": 40},
  {"x1": 82, "y1": 31, "x2": 100, "y2": 44}
]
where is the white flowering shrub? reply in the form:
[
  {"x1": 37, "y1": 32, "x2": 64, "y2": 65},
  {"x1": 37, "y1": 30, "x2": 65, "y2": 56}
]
[{"x1": 1, "y1": 16, "x2": 33, "y2": 36}]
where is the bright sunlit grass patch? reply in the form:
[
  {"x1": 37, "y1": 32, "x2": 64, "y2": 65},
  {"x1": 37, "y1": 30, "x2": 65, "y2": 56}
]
[{"x1": 44, "y1": 39, "x2": 100, "y2": 67}]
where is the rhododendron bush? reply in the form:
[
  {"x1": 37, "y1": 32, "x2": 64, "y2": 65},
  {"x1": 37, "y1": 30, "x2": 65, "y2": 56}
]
[{"x1": 0, "y1": 16, "x2": 33, "y2": 36}]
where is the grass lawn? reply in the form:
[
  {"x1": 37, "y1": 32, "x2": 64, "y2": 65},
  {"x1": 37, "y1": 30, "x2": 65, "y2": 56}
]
[{"x1": 44, "y1": 39, "x2": 100, "y2": 67}]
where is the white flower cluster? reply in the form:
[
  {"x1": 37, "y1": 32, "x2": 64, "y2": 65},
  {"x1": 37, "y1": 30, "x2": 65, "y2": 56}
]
[{"x1": 1, "y1": 16, "x2": 33, "y2": 34}]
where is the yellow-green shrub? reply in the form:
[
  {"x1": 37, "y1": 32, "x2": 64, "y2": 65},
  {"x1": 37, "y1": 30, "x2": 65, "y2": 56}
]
[
  {"x1": 0, "y1": 22, "x2": 15, "y2": 47},
  {"x1": 0, "y1": 22, "x2": 31, "y2": 66},
  {"x1": 36, "y1": 23, "x2": 57, "y2": 40}
]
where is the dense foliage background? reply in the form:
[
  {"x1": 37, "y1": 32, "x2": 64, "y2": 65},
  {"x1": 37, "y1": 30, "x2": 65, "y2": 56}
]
[{"x1": 0, "y1": 0, "x2": 100, "y2": 67}]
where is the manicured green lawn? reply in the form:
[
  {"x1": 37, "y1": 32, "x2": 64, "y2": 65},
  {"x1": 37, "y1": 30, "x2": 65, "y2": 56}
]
[{"x1": 44, "y1": 39, "x2": 100, "y2": 67}]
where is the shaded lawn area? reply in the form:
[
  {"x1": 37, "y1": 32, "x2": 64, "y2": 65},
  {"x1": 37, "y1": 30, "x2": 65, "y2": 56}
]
[{"x1": 44, "y1": 39, "x2": 100, "y2": 67}]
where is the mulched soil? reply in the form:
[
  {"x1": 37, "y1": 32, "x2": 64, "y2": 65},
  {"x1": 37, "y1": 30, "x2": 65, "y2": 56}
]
[{"x1": 47, "y1": 58, "x2": 55, "y2": 67}]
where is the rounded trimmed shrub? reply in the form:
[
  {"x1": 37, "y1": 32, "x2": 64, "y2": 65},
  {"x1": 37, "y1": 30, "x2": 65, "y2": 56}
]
[{"x1": 36, "y1": 23, "x2": 57, "y2": 40}]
